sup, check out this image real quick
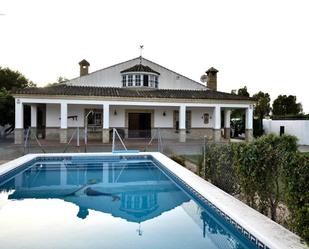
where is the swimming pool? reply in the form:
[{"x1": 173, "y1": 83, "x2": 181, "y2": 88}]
[{"x1": 0, "y1": 153, "x2": 305, "y2": 249}]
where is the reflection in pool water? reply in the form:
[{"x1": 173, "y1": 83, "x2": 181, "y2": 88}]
[{"x1": 0, "y1": 158, "x2": 256, "y2": 249}]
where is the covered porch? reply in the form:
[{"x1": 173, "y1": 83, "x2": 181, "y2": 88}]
[{"x1": 14, "y1": 98, "x2": 254, "y2": 144}]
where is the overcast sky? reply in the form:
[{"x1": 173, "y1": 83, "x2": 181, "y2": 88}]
[{"x1": 0, "y1": 0, "x2": 308, "y2": 112}]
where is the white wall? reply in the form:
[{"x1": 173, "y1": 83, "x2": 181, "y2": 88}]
[
  {"x1": 110, "y1": 107, "x2": 125, "y2": 127},
  {"x1": 46, "y1": 104, "x2": 102, "y2": 127},
  {"x1": 190, "y1": 107, "x2": 214, "y2": 128},
  {"x1": 263, "y1": 119, "x2": 309, "y2": 145},
  {"x1": 66, "y1": 57, "x2": 206, "y2": 90},
  {"x1": 46, "y1": 104, "x2": 217, "y2": 129},
  {"x1": 154, "y1": 109, "x2": 173, "y2": 128}
]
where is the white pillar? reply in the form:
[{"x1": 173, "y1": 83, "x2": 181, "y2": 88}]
[
  {"x1": 224, "y1": 110, "x2": 231, "y2": 128},
  {"x1": 224, "y1": 109, "x2": 231, "y2": 140},
  {"x1": 179, "y1": 104, "x2": 186, "y2": 142},
  {"x1": 60, "y1": 102, "x2": 68, "y2": 143},
  {"x1": 14, "y1": 99, "x2": 24, "y2": 144},
  {"x1": 103, "y1": 103, "x2": 110, "y2": 129},
  {"x1": 245, "y1": 105, "x2": 254, "y2": 142},
  {"x1": 30, "y1": 105, "x2": 37, "y2": 128},
  {"x1": 60, "y1": 102, "x2": 68, "y2": 129},
  {"x1": 214, "y1": 105, "x2": 221, "y2": 129},
  {"x1": 15, "y1": 99, "x2": 23, "y2": 129},
  {"x1": 103, "y1": 103, "x2": 110, "y2": 143},
  {"x1": 245, "y1": 106, "x2": 253, "y2": 130},
  {"x1": 213, "y1": 105, "x2": 221, "y2": 142}
]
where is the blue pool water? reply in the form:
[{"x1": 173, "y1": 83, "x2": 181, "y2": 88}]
[{"x1": 0, "y1": 156, "x2": 257, "y2": 249}]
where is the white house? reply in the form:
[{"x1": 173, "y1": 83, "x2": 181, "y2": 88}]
[{"x1": 13, "y1": 57, "x2": 254, "y2": 144}]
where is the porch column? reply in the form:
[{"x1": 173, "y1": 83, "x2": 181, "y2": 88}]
[
  {"x1": 213, "y1": 105, "x2": 221, "y2": 142},
  {"x1": 179, "y1": 104, "x2": 186, "y2": 142},
  {"x1": 245, "y1": 105, "x2": 254, "y2": 142},
  {"x1": 224, "y1": 109, "x2": 231, "y2": 140},
  {"x1": 60, "y1": 102, "x2": 68, "y2": 143},
  {"x1": 102, "y1": 103, "x2": 110, "y2": 143},
  {"x1": 15, "y1": 99, "x2": 24, "y2": 144},
  {"x1": 30, "y1": 104, "x2": 37, "y2": 137}
]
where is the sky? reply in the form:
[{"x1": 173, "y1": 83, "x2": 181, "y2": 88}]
[{"x1": 0, "y1": 0, "x2": 308, "y2": 112}]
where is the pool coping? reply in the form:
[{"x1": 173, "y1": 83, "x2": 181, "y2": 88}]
[{"x1": 0, "y1": 152, "x2": 308, "y2": 249}]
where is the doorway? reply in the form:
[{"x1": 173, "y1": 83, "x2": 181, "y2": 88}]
[
  {"x1": 128, "y1": 113, "x2": 151, "y2": 138},
  {"x1": 37, "y1": 104, "x2": 46, "y2": 139}
]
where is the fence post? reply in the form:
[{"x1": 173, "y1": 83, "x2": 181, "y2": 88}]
[{"x1": 203, "y1": 135, "x2": 208, "y2": 178}]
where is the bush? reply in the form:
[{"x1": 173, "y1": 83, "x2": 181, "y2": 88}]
[
  {"x1": 170, "y1": 155, "x2": 185, "y2": 166},
  {"x1": 199, "y1": 134, "x2": 309, "y2": 243},
  {"x1": 234, "y1": 134, "x2": 298, "y2": 219},
  {"x1": 202, "y1": 143, "x2": 238, "y2": 195},
  {"x1": 253, "y1": 118, "x2": 264, "y2": 137},
  {"x1": 283, "y1": 153, "x2": 309, "y2": 244}
]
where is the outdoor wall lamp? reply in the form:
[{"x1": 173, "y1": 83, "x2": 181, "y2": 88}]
[
  {"x1": 163, "y1": 111, "x2": 166, "y2": 116},
  {"x1": 114, "y1": 110, "x2": 117, "y2": 115}
]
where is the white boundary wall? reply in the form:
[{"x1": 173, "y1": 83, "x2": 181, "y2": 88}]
[{"x1": 263, "y1": 119, "x2": 309, "y2": 145}]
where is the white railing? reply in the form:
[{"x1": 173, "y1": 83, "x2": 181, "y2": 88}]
[
  {"x1": 112, "y1": 128, "x2": 127, "y2": 152},
  {"x1": 146, "y1": 128, "x2": 163, "y2": 153}
]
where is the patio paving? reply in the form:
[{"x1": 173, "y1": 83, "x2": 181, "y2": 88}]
[
  {"x1": 1, "y1": 136, "x2": 308, "y2": 166},
  {"x1": 0, "y1": 136, "x2": 205, "y2": 166}
]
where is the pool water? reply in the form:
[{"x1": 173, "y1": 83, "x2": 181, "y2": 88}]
[{"x1": 0, "y1": 156, "x2": 257, "y2": 249}]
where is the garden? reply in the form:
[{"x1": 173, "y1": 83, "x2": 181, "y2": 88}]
[{"x1": 180, "y1": 134, "x2": 308, "y2": 245}]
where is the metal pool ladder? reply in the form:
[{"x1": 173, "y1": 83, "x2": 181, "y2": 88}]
[{"x1": 112, "y1": 128, "x2": 128, "y2": 153}]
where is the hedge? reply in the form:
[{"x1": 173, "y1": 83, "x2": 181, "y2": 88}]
[{"x1": 199, "y1": 134, "x2": 308, "y2": 244}]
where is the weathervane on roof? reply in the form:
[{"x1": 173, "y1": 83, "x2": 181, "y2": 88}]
[{"x1": 139, "y1": 45, "x2": 144, "y2": 64}]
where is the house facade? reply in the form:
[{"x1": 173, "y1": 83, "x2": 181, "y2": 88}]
[{"x1": 13, "y1": 57, "x2": 254, "y2": 144}]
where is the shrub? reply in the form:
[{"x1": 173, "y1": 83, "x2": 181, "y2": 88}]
[
  {"x1": 200, "y1": 134, "x2": 308, "y2": 243},
  {"x1": 234, "y1": 134, "x2": 298, "y2": 220},
  {"x1": 170, "y1": 155, "x2": 185, "y2": 166},
  {"x1": 283, "y1": 153, "x2": 309, "y2": 244},
  {"x1": 202, "y1": 143, "x2": 238, "y2": 195}
]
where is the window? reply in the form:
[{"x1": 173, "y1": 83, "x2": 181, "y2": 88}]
[
  {"x1": 128, "y1": 75, "x2": 133, "y2": 86},
  {"x1": 122, "y1": 75, "x2": 126, "y2": 87},
  {"x1": 121, "y1": 73, "x2": 158, "y2": 88},
  {"x1": 135, "y1": 75, "x2": 141, "y2": 86},
  {"x1": 174, "y1": 111, "x2": 191, "y2": 132},
  {"x1": 203, "y1": 113, "x2": 209, "y2": 124},
  {"x1": 87, "y1": 110, "x2": 102, "y2": 127},
  {"x1": 155, "y1": 76, "x2": 158, "y2": 88},
  {"x1": 143, "y1": 75, "x2": 149, "y2": 86},
  {"x1": 149, "y1": 75, "x2": 155, "y2": 87}
]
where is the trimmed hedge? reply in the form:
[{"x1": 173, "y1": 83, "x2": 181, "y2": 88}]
[{"x1": 199, "y1": 134, "x2": 308, "y2": 244}]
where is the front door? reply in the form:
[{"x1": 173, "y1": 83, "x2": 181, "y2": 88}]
[{"x1": 128, "y1": 113, "x2": 151, "y2": 138}]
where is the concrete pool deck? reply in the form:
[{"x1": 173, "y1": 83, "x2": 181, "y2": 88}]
[
  {"x1": 0, "y1": 137, "x2": 206, "y2": 165},
  {"x1": 1, "y1": 136, "x2": 309, "y2": 166}
]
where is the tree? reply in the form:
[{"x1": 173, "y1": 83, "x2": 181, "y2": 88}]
[
  {"x1": 252, "y1": 91, "x2": 271, "y2": 136},
  {"x1": 231, "y1": 86, "x2": 250, "y2": 136},
  {"x1": 253, "y1": 91, "x2": 271, "y2": 119},
  {"x1": 45, "y1": 76, "x2": 68, "y2": 87},
  {"x1": 0, "y1": 67, "x2": 35, "y2": 127},
  {"x1": 272, "y1": 95, "x2": 302, "y2": 116},
  {"x1": 0, "y1": 67, "x2": 35, "y2": 91},
  {"x1": 237, "y1": 86, "x2": 250, "y2": 97}
]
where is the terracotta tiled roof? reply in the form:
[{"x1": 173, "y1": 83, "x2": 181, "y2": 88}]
[
  {"x1": 120, "y1": 64, "x2": 160, "y2": 75},
  {"x1": 14, "y1": 85, "x2": 253, "y2": 101}
]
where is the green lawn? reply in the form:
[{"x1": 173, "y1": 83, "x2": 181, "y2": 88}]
[{"x1": 302, "y1": 152, "x2": 309, "y2": 157}]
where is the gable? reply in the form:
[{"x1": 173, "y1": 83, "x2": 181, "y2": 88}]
[{"x1": 66, "y1": 57, "x2": 206, "y2": 90}]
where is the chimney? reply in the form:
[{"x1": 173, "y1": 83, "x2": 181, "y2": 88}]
[
  {"x1": 79, "y1": 59, "x2": 90, "y2": 76},
  {"x1": 206, "y1": 67, "x2": 219, "y2": 91}
]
